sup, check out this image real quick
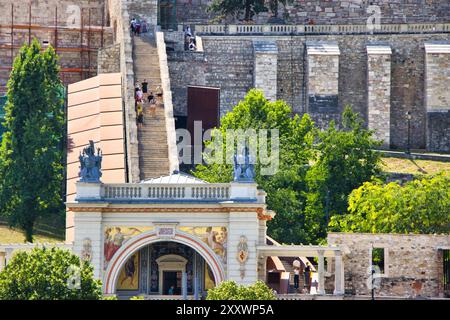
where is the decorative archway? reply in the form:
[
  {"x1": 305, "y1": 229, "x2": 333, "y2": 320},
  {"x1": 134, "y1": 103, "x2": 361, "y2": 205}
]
[{"x1": 103, "y1": 230, "x2": 226, "y2": 294}]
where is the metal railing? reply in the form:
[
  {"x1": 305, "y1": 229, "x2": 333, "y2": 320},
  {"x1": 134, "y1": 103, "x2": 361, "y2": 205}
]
[{"x1": 194, "y1": 23, "x2": 450, "y2": 35}]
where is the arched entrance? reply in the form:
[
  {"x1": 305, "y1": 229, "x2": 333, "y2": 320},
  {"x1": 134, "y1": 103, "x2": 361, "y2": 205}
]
[{"x1": 104, "y1": 230, "x2": 226, "y2": 295}]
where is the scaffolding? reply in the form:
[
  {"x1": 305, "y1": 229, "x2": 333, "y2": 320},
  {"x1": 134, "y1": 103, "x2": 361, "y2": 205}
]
[{"x1": 0, "y1": 3, "x2": 110, "y2": 94}]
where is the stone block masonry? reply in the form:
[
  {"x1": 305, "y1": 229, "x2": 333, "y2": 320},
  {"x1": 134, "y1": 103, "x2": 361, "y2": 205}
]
[
  {"x1": 253, "y1": 41, "x2": 278, "y2": 102},
  {"x1": 424, "y1": 43, "x2": 450, "y2": 113},
  {"x1": 98, "y1": 44, "x2": 121, "y2": 73},
  {"x1": 306, "y1": 42, "x2": 340, "y2": 114},
  {"x1": 367, "y1": 45, "x2": 392, "y2": 147},
  {"x1": 167, "y1": 32, "x2": 450, "y2": 151},
  {"x1": 178, "y1": 0, "x2": 450, "y2": 27},
  {"x1": 328, "y1": 233, "x2": 450, "y2": 298},
  {"x1": 424, "y1": 43, "x2": 450, "y2": 152}
]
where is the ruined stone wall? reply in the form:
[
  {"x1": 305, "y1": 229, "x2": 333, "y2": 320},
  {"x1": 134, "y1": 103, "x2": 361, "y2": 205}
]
[
  {"x1": 327, "y1": 233, "x2": 450, "y2": 298},
  {"x1": 177, "y1": 0, "x2": 450, "y2": 26},
  {"x1": 167, "y1": 33, "x2": 450, "y2": 150}
]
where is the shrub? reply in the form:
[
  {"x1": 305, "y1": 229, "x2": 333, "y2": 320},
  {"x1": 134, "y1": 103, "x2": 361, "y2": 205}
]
[
  {"x1": 0, "y1": 247, "x2": 102, "y2": 300},
  {"x1": 206, "y1": 280, "x2": 276, "y2": 300}
]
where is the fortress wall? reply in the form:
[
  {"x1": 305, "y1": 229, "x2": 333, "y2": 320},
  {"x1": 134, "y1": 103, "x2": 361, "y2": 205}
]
[
  {"x1": 167, "y1": 33, "x2": 450, "y2": 150},
  {"x1": 176, "y1": 0, "x2": 450, "y2": 26}
]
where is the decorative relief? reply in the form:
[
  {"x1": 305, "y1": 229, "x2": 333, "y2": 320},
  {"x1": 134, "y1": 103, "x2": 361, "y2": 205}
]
[
  {"x1": 155, "y1": 223, "x2": 178, "y2": 239},
  {"x1": 237, "y1": 235, "x2": 249, "y2": 279},
  {"x1": 81, "y1": 238, "x2": 93, "y2": 263}
]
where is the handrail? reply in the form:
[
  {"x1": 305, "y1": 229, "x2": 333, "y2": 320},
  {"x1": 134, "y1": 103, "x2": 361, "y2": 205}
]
[{"x1": 194, "y1": 23, "x2": 450, "y2": 35}]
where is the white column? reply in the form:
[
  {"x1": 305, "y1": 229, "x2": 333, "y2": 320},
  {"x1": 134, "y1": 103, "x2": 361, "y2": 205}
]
[
  {"x1": 333, "y1": 251, "x2": 344, "y2": 295},
  {"x1": 317, "y1": 250, "x2": 325, "y2": 295}
]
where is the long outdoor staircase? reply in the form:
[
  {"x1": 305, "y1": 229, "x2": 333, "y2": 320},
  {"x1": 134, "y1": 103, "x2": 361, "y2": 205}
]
[{"x1": 133, "y1": 36, "x2": 171, "y2": 181}]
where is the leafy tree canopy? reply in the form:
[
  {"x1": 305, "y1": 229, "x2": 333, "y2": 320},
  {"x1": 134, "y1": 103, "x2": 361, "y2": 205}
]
[
  {"x1": 193, "y1": 90, "x2": 382, "y2": 244},
  {"x1": 0, "y1": 39, "x2": 65, "y2": 242},
  {"x1": 329, "y1": 173, "x2": 450, "y2": 234},
  {"x1": 208, "y1": 0, "x2": 267, "y2": 21},
  {"x1": 0, "y1": 247, "x2": 102, "y2": 300},
  {"x1": 207, "y1": 280, "x2": 276, "y2": 300}
]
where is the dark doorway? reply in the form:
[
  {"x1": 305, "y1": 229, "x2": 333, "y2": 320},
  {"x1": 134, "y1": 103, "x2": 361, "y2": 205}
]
[
  {"x1": 187, "y1": 86, "x2": 220, "y2": 144},
  {"x1": 163, "y1": 271, "x2": 181, "y2": 295},
  {"x1": 159, "y1": 0, "x2": 177, "y2": 31},
  {"x1": 444, "y1": 249, "x2": 450, "y2": 297}
]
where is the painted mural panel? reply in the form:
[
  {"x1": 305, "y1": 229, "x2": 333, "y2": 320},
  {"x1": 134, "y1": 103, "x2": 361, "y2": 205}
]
[
  {"x1": 179, "y1": 227, "x2": 228, "y2": 265},
  {"x1": 117, "y1": 252, "x2": 140, "y2": 291},
  {"x1": 204, "y1": 263, "x2": 215, "y2": 290},
  {"x1": 104, "y1": 226, "x2": 154, "y2": 270}
]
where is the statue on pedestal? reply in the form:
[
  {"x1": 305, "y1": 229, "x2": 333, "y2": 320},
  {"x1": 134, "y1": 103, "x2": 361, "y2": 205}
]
[
  {"x1": 233, "y1": 145, "x2": 255, "y2": 182},
  {"x1": 79, "y1": 140, "x2": 103, "y2": 183}
]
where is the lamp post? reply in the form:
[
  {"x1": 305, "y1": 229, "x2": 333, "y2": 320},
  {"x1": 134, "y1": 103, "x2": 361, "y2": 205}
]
[{"x1": 405, "y1": 111, "x2": 412, "y2": 155}]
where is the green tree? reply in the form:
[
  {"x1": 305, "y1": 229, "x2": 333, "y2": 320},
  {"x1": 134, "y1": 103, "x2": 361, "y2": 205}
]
[
  {"x1": 194, "y1": 92, "x2": 382, "y2": 244},
  {"x1": 303, "y1": 106, "x2": 382, "y2": 242},
  {"x1": 0, "y1": 247, "x2": 102, "y2": 300},
  {"x1": 193, "y1": 89, "x2": 315, "y2": 244},
  {"x1": 207, "y1": 280, "x2": 276, "y2": 300},
  {"x1": 0, "y1": 39, "x2": 65, "y2": 242},
  {"x1": 208, "y1": 0, "x2": 266, "y2": 21},
  {"x1": 329, "y1": 173, "x2": 450, "y2": 234}
]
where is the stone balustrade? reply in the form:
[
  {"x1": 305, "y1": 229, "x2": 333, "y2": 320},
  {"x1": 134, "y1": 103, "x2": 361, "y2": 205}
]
[
  {"x1": 193, "y1": 23, "x2": 450, "y2": 35},
  {"x1": 103, "y1": 183, "x2": 231, "y2": 201},
  {"x1": 76, "y1": 181, "x2": 262, "y2": 203}
]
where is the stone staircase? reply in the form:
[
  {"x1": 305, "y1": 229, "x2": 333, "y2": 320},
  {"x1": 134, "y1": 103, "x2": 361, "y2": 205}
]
[{"x1": 133, "y1": 36, "x2": 171, "y2": 181}]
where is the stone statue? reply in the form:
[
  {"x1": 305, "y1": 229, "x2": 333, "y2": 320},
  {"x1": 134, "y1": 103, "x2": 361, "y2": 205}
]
[
  {"x1": 79, "y1": 140, "x2": 103, "y2": 183},
  {"x1": 233, "y1": 145, "x2": 255, "y2": 182}
]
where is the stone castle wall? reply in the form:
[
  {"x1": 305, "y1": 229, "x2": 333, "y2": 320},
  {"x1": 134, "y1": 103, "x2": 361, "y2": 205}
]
[
  {"x1": 167, "y1": 33, "x2": 450, "y2": 150},
  {"x1": 98, "y1": 43, "x2": 121, "y2": 74},
  {"x1": 327, "y1": 233, "x2": 450, "y2": 298},
  {"x1": 174, "y1": 0, "x2": 450, "y2": 26}
]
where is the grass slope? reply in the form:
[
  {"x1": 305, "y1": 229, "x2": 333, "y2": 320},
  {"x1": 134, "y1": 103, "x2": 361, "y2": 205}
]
[
  {"x1": 381, "y1": 157, "x2": 450, "y2": 176},
  {"x1": 0, "y1": 225, "x2": 64, "y2": 244}
]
